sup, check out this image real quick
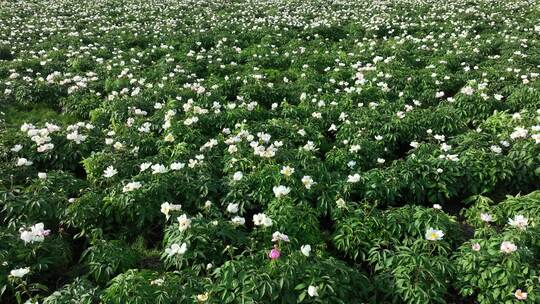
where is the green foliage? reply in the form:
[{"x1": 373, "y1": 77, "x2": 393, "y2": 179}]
[
  {"x1": 1, "y1": 171, "x2": 84, "y2": 228},
  {"x1": 43, "y1": 278, "x2": 99, "y2": 304},
  {"x1": 82, "y1": 240, "x2": 141, "y2": 284},
  {"x1": 100, "y1": 269, "x2": 203, "y2": 304},
  {"x1": 371, "y1": 242, "x2": 454, "y2": 304},
  {"x1": 333, "y1": 204, "x2": 462, "y2": 261},
  {"x1": 162, "y1": 217, "x2": 247, "y2": 274},
  {"x1": 454, "y1": 235, "x2": 539, "y2": 303},
  {"x1": 209, "y1": 253, "x2": 372, "y2": 303},
  {"x1": 1, "y1": 0, "x2": 540, "y2": 303}
]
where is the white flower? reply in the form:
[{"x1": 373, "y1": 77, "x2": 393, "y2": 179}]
[
  {"x1": 160, "y1": 202, "x2": 181, "y2": 220},
  {"x1": 273, "y1": 185, "x2": 291, "y2": 198},
  {"x1": 16, "y1": 158, "x2": 33, "y2": 167},
  {"x1": 165, "y1": 243, "x2": 187, "y2": 256},
  {"x1": 10, "y1": 267, "x2": 30, "y2": 278},
  {"x1": 301, "y1": 245, "x2": 311, "y2": 257},
  {"x1": 440, "y1": 143, "x2": 451, "y2": 152},
  {"x1": 307, "y1": 285, "x2": 319, "y2": 297},
  {"x1": 480, "y1": 213, "x2": 494, "y2": 222},
  {"x1": 103, "y1": 166, "x2": 118, "y2": 178},
  {"x1": 123, "y1": 181, "x2": 142, "y2": 192},
  {"x1": 67, "y1": 131, "x2": 87, "y2": 144},
  {"x1": 425, "y1": 228, "x2": 444, "y2": 241},
  {"x1": 433, "y1": 204, "x2": 442, "y2": 210},
  {"x1": 510, "y1": 127, "x2": 528, "y2": 139},
  {"x1": 140, "y1": 162, "x2": 152, "y2": 172},
  {"x1": 490, "y1": 145, "x2": 502, "y2": 154},
  {"x1": 280, "y1": 166, "x2": 295, "y2": 177},
  {"x1": 233, "y1": 171, "x2": 243, "y2": 181},
  {"x1": 36, "y1": 143, "x2": 55, "y2": 153},
  {"x1": 262, "y1": 217, "x2": 273, "y2": 227},
  {"x1": 170, "y1": 162, "x2": 185, "y2": 170},
  {"x1": 347, "y1": 174, "x2": 360, "y2": 183},
  {"x1": 38, "y1": 172, "x2": 47, "y2": 179},
  {"x1": 226, "y1": 203, "x2": 239, "y2": 214},
  {"x1": 151, "y1": 164, "x2": 168, "y2": 174},
  {"x1": 272, "y1": 231, "x2": 290, "y2": 242},
  {"x1": 19, "y1": 223, "x2": 50, "y2": 244},
  {"x1": 508, "y1": 215, "x2": 528, "y2": 230},
  {"x1": 328, "y1": 124, "x2": 337, "y2": 131},
  {"x1": 197, "y1": 292, "x2": 209, "y2": 302},
  {"x1": 500, "y1": 241, "x2": 517, "y2": 254},
  {"x1": 164, "y1": 133, "x2": 175, "y2": 142},
  {"x1": 461, "y1": 86, "x2": 474, "y2": 95},
  {"x1": 515, "y1": 289, "x2": 528, "y2": 300},
  {"x1": 150, "y1": 278, "x2": 164, "y2": 286},
  {"x1": 301, "y1": 176, "x2": 315, "y2": 189},
  {"x1": 11, "y1": 144, "x2": 23, "y2": 152},
  {"x1": 336, "y1": 198, "x2": 347, "y2": 209},
  {"x1": 177, "y1": 214, "x2": 191, "y2": 231},
  {"x1": 302, "y1": 141, "x2": 317, "y2": 152},
  {"x1": 377, "y1": 158, "x2": 385, "y2": 164},
  {"x1": 253, "y1": 213, "x2": 272, "y2": 227},
  {"x1": 257, "y1": 132, "x2": 272, "y2": 143},
  {"x1": 441, "y1": 153, "x2": 460, "y2": 161},
  {"x1": 19, "y1": 230, "x2": 34, "y2": 244},
  {"x1": 131, "y1": 87, "x2": 141, "y2": 96},
  {"x1": 231, "y1": 216, "x2": 245, "y2": 225},
  {"x1": 349, "y1": 145, "x2": 361, "y2": 153}
]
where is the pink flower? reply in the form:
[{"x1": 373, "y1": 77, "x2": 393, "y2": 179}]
[
  {"x1": 500, "y1": 241, "x2": 517, "y2": 254},
  {"x1": 268, "y1": 248, "x2": 281, "y2": 260},
  {"x1": 471, "y1": 243, "x2": 481, "y2": 251}
]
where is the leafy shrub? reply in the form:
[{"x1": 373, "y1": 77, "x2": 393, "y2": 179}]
[
  {"x1": 162, "y1": 217, "x2": 247, "y2": 274},
  {"x1": 1, "y1": 171, "x2": 84, "y2": 228},
  {"x1": 1, "y1": 0, "x2": 540, "y2": 303},
  {"x1": 334, "y1": 204, "x2": 462, "y2": 261},
  {"x1": 370, "y1": 242, "x2": 454, "y2": 304},
  {"x1": 100, "y1": 269, "x2": 203, "y2": 304},
  {"x1": 209, "y1": 253, "x2": 372, "y2": 303},
  {"x1": 454, "y1": 234, "x2": 539, "y2": 303},
  {"x1": 82, "y1": 240, "x2": 141, "y2": 284},
  {"x1": 43, "y1": 278, "x2": 99, "y2": 304}
]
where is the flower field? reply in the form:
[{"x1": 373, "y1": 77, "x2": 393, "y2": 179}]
[{"x1": 1, "y1": 0, "x2": 540, "y2": 302}]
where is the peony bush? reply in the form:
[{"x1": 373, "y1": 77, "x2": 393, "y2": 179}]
[{"x1": 1, "y1": 0, "x2": 540, "y2": 303}]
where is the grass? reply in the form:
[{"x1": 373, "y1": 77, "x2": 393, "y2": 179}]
[{"x1": 3, "y1": 104, "x2": 78, "y2": 128}]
